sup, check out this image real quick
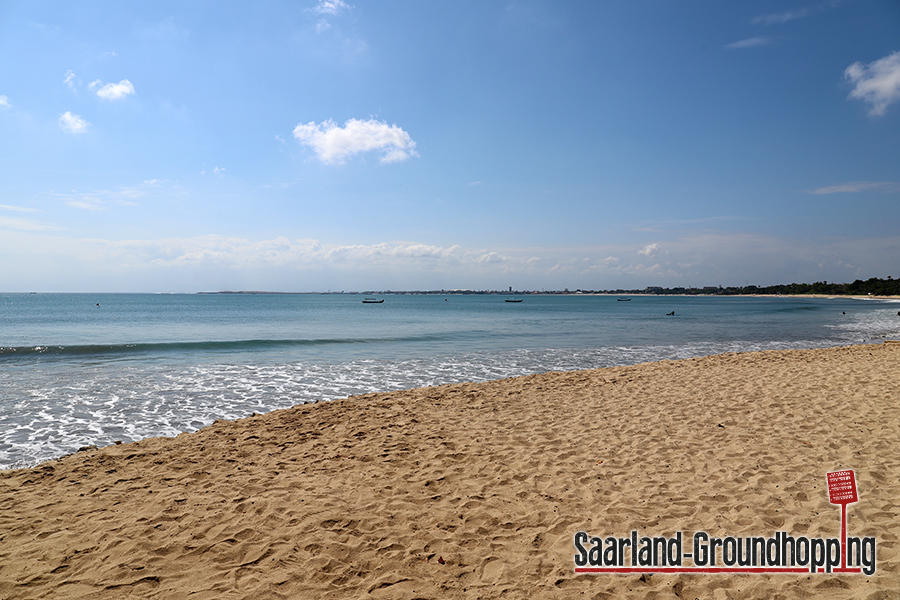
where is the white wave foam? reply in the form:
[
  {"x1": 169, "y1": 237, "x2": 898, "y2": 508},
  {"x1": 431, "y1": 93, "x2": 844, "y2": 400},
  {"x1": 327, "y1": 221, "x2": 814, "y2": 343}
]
[{"x1": 0, "y1": 335, "x2": 873, "y2": 470}]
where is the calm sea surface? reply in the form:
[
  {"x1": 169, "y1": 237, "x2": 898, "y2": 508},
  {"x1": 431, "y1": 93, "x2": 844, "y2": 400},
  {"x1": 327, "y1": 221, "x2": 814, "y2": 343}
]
[{"x1": 2, "y1": 293, "x2": 898, "y2": 469}]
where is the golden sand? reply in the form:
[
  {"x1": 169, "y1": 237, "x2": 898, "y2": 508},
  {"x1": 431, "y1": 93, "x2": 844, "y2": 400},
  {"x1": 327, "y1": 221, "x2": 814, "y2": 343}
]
[{"x1": 1, "y1": 344, "x2": 898, "y2": 599}]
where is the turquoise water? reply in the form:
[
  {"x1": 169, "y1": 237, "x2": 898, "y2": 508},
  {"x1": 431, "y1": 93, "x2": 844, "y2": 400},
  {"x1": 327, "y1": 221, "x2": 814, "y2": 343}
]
[{"x1": 2, "y1": 293, "x2": 898, "y2": 468}]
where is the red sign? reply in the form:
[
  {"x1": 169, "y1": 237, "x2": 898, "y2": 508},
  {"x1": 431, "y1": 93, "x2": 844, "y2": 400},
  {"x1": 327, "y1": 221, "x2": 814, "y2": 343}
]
[{"x1": 827, "y1": 470, "x2": 858, "y2": 505}]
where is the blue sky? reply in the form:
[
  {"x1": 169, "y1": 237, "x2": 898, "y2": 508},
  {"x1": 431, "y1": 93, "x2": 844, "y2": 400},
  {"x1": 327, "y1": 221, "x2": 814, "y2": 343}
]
[{"x1": 1, "y1": 1, "x2": 898, "y2": 292}]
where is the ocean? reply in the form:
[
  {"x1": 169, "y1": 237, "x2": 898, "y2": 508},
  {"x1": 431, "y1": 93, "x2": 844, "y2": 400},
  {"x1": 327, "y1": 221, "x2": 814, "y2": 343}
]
[{"x1": 2, "y1": 292, "x2": 898, "y2": 470}]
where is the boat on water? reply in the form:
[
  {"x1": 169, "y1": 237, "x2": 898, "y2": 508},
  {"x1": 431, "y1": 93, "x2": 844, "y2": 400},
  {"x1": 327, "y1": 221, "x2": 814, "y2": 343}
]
[
  {"x1": 617, "y1": 298, "x2": 631, "y2": 301},
  {"x1": 362, "y1": 298, "x2": 384, "y2": 304},
  {"x1": 505, "y1": 298, "x2": 523, "y2": 303}
]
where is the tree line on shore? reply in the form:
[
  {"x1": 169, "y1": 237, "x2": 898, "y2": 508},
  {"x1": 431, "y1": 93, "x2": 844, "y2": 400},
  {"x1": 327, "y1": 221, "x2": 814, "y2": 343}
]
[
  {"x1": 362, "y1": 277, "x2": 899, "y2": 296},
  {"x1": 619, "y1": 276, "x2": 899, "y2": 296}
]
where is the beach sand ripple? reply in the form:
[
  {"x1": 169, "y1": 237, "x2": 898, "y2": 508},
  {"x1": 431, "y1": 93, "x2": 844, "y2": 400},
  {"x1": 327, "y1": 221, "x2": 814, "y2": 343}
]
[{"x1": 1, "y1": 344, "x2": 898, "y2": 598}]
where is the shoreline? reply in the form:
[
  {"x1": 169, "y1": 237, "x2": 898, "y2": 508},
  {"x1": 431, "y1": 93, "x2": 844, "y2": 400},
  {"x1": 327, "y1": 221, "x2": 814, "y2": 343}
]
[
  {"x1": 8, "y1": 291, "x2": 900, "y2": 300},
  {"x1": 2, "y1": 343, "x2": 898, "y2": 598}
]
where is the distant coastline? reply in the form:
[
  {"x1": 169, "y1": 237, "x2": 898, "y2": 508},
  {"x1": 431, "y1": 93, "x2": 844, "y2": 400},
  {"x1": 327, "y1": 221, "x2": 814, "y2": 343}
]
[
  {"x1": 197, "y1": 290, "x2": 307, "y2": 295},
  {"x1": 194, "y1": 275, "x2": 900, "y2": 300},
  {"x1": 15, "y1": 277, "x2": 897, "y2": 297},
  {"x1": 195, "y1": 291, "x2": 900, "y2": 300}
]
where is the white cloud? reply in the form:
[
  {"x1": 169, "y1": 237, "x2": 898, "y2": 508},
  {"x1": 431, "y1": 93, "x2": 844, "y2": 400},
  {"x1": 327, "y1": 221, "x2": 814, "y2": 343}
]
[
  {"x1": 751, "y1": 2, "x2": 847, "y2": 26},
  {"x1": 66, "y1": 199, "x2": 106, "y2": 211},
  {"x1": 322, "y1": 242, "x2": 463, "y2": 264},
  {"x1": 0, "y1": 216, "x2": 60, "y2": 232},
  {"x1": 0, "y1": 204, "x2": 39, "y2": 213},
  {"x1": 0, "y1": 204, "x2": 55, "y2": 231},
  {"x1": 310, "y1": 0, "x2": 350, "y2": 33},
  {"x1": 638, "y1": 243, "x2": 660, "y2": 257},
  {"x1": 806, "y1": 181, "x2": 900, "y2": 194},
  {"x1": 99, "y1": 237, "x2": 468, "y2": 272},
  {"x1": 64, "y1": 70, "x2": 77, "y2": 89},
  {"x1": 312, "y1": 0, "x2": 350, "y2": 16},
  {"x1": 751, "y1": 7, "x2": 811, "y2": 25},
  {"x1": 59, "y1": 111, "x2": 90, "y2": 134},
  {"x1": 0, "y1": 95, "x2": 10, "y2": 109},
  {"x1": 92, "y1": 79, "x2": 136, "y2": 100},
  {"x1": 293, "y1": 118, "x2": 418, "y2": 164},
  {"x1": 55, "y1": 186, "x2": 146, "y2": 210},
  {"x1": 474, "y1": 251, "x2": 508, "y2": 264},
  {"x1": 725, "y1": 37, "x2": 772, "y2": 50},
  {"x1": 845, "y1": 51, "x2": 900, "y2": 116},
  {"x1": 2, "y1": 228, "x2": 899, "y2": 292}
]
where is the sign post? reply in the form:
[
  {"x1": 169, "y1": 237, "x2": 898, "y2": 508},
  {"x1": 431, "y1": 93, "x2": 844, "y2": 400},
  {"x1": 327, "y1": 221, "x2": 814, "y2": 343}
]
[{"x1": 826, "y1": 470, "x2": 858, "y2": 569}]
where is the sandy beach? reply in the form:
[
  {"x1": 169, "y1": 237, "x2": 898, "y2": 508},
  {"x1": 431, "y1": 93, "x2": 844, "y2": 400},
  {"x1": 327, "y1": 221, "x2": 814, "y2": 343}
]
[{"x1": 1, "y1": 343, "x2": 898, "y2": 599}]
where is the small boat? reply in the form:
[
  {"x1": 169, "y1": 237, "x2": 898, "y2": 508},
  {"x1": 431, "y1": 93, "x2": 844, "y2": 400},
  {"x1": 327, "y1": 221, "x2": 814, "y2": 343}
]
[
  {"x1": 362, "y1": 298, "x2": 384, "y2": 304},
  {"x1": 617, "y1": 298, "x2": 631, "y2": 301},
  {"x1": 505, "y1": 298, "x2": 523, "y2": 303}
]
